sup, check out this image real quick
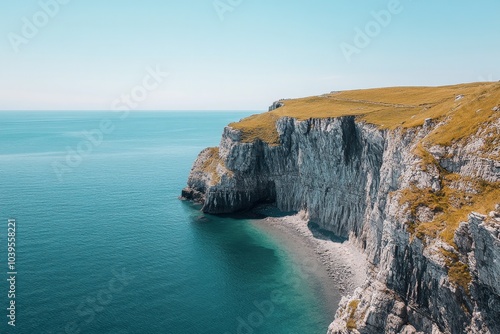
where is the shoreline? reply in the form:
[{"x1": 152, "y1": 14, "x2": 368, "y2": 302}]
[{"x1": 251, "y1": 211, "x2": 368, "y2": 318}]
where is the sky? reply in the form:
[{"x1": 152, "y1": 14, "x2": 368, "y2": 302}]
[{"x1": 0, "y1": 0, "x2": 499, "y2": 111}]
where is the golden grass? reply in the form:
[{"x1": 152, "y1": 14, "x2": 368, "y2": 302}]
[
  {"x1": 227, "y1": 83, "x2": 500, "y2": 294},
  {"x1": 440, "y1": 248, "x2": 472, "y2": 293},
  {"x1": 346, "y1": 300, "x2": 360, "y2": 330},
  {"x1": 348, "y1": 299, "x2": 360, "y2": 310},
  {"x1": 229, "y1": 82, "x2": 500, "y2": 146},
  {"x1": 425, "y1": 83, "x2": 500, "y2": 146},
  {"x1": 400, "y1": 176, "x2": 500, "y2": 246},
  {"x1": 230, "y1": 83, "x2": 500, "y2": 248},
  {"x1": 230, "y1": 113, "x2": 281, "y2": 144},
  {"x1": 413, "y1": 143, "x2": 443, "y2": 172},
  {"x1": 439, "y1": 179, "x2": 499, "y2": 245},
  {"x1": 346, "y1": 318, "x2": 357, "y2": 330},
  {"x1": 400, "y1": 186, "x2": 447, "y2": 217},
  {"x1": 478, "y1": 122, "x2": 500, "y2": 159},
  {"x1": 399, "y1": 142, "x2": 498, "y2": 291},
  {"x1": 228, "y1": 83, "x2": 500, "y2": 287},
  {"x1": 201, "y1": 147, "x2": 223, "y2": 185}
]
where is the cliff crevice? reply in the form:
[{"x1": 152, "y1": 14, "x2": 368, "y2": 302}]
[{"x1": 182, "y1": 85, "x2": 500, "y2": 334}]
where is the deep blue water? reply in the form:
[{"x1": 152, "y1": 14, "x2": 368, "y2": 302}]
[{"x1": 0, "y1": 111, "x2": 332, "y2": 333}]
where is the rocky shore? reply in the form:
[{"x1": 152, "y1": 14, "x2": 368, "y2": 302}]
[
  {"x1": 182, "y1": 84, "x2": 500, "y2": 333},
  {"x1": 253, "y1": 211, "x2": 367, "y2": 297}
]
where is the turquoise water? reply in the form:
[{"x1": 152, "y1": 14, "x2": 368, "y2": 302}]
[{"x1": 0, "y1": 112, "x2": 331, "y2": 333}]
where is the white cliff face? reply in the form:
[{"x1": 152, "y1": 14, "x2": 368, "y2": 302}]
[
  {"x1": 329, "y1": 211, "x2": 500, "y2": 334},
  {"x1": 438, "y1": 118, "x2": 500, "y2": 183},
  {"x1": 182, "y1": 116, "x2": 500, "y2": 334}
]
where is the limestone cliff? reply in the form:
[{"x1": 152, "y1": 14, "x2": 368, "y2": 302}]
[{"x1": 181, "y1": 83, "x2": 500, "y2": 334}]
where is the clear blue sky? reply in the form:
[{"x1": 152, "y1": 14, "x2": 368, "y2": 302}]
[{"x1": 1, "y1": 0, "x2": 499, "y2": 110}]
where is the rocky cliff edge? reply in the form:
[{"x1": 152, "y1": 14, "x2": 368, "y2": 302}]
[{"x1": 182, "y1": 83, "x2": 500, "y2": 333}]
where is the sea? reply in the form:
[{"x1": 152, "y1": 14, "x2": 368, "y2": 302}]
[{"x1": 0, "y1": 111, "x2": 333, "y2": 334}]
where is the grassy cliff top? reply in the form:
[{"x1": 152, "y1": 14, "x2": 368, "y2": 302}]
[{"x1": 230, "y1": 82, "x2": 500, "y2": 145}]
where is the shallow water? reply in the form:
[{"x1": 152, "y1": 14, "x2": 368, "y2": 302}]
[{"x1": 0, "y1": 111, "x2": 333, "y2": 333}]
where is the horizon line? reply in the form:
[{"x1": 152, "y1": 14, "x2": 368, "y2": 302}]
[{"x1": 0, "y1": 109, "x2": 262, "y2": 112}]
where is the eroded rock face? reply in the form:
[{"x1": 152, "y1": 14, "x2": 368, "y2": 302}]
[
  {"x1": 184, "y1": 117, "x2": 386, "y2": 237},
  {"x1": 182, "y1": 116, "x2": 500, "y2": 333},
  {"x1": 329, "y1": 213, "x2": 500, "y2": 334}
]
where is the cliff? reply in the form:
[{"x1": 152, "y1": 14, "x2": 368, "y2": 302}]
[{"x1": 181, "y1": 82, "x2": 500, "y2": 334}]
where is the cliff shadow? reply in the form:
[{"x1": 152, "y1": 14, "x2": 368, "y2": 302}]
[
  {"x1": 185, "y1": 201, "x2": 347, "y2": 245},
  {"x1": 307, "y1": 222, "x2": 347, "y2": 244}
]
